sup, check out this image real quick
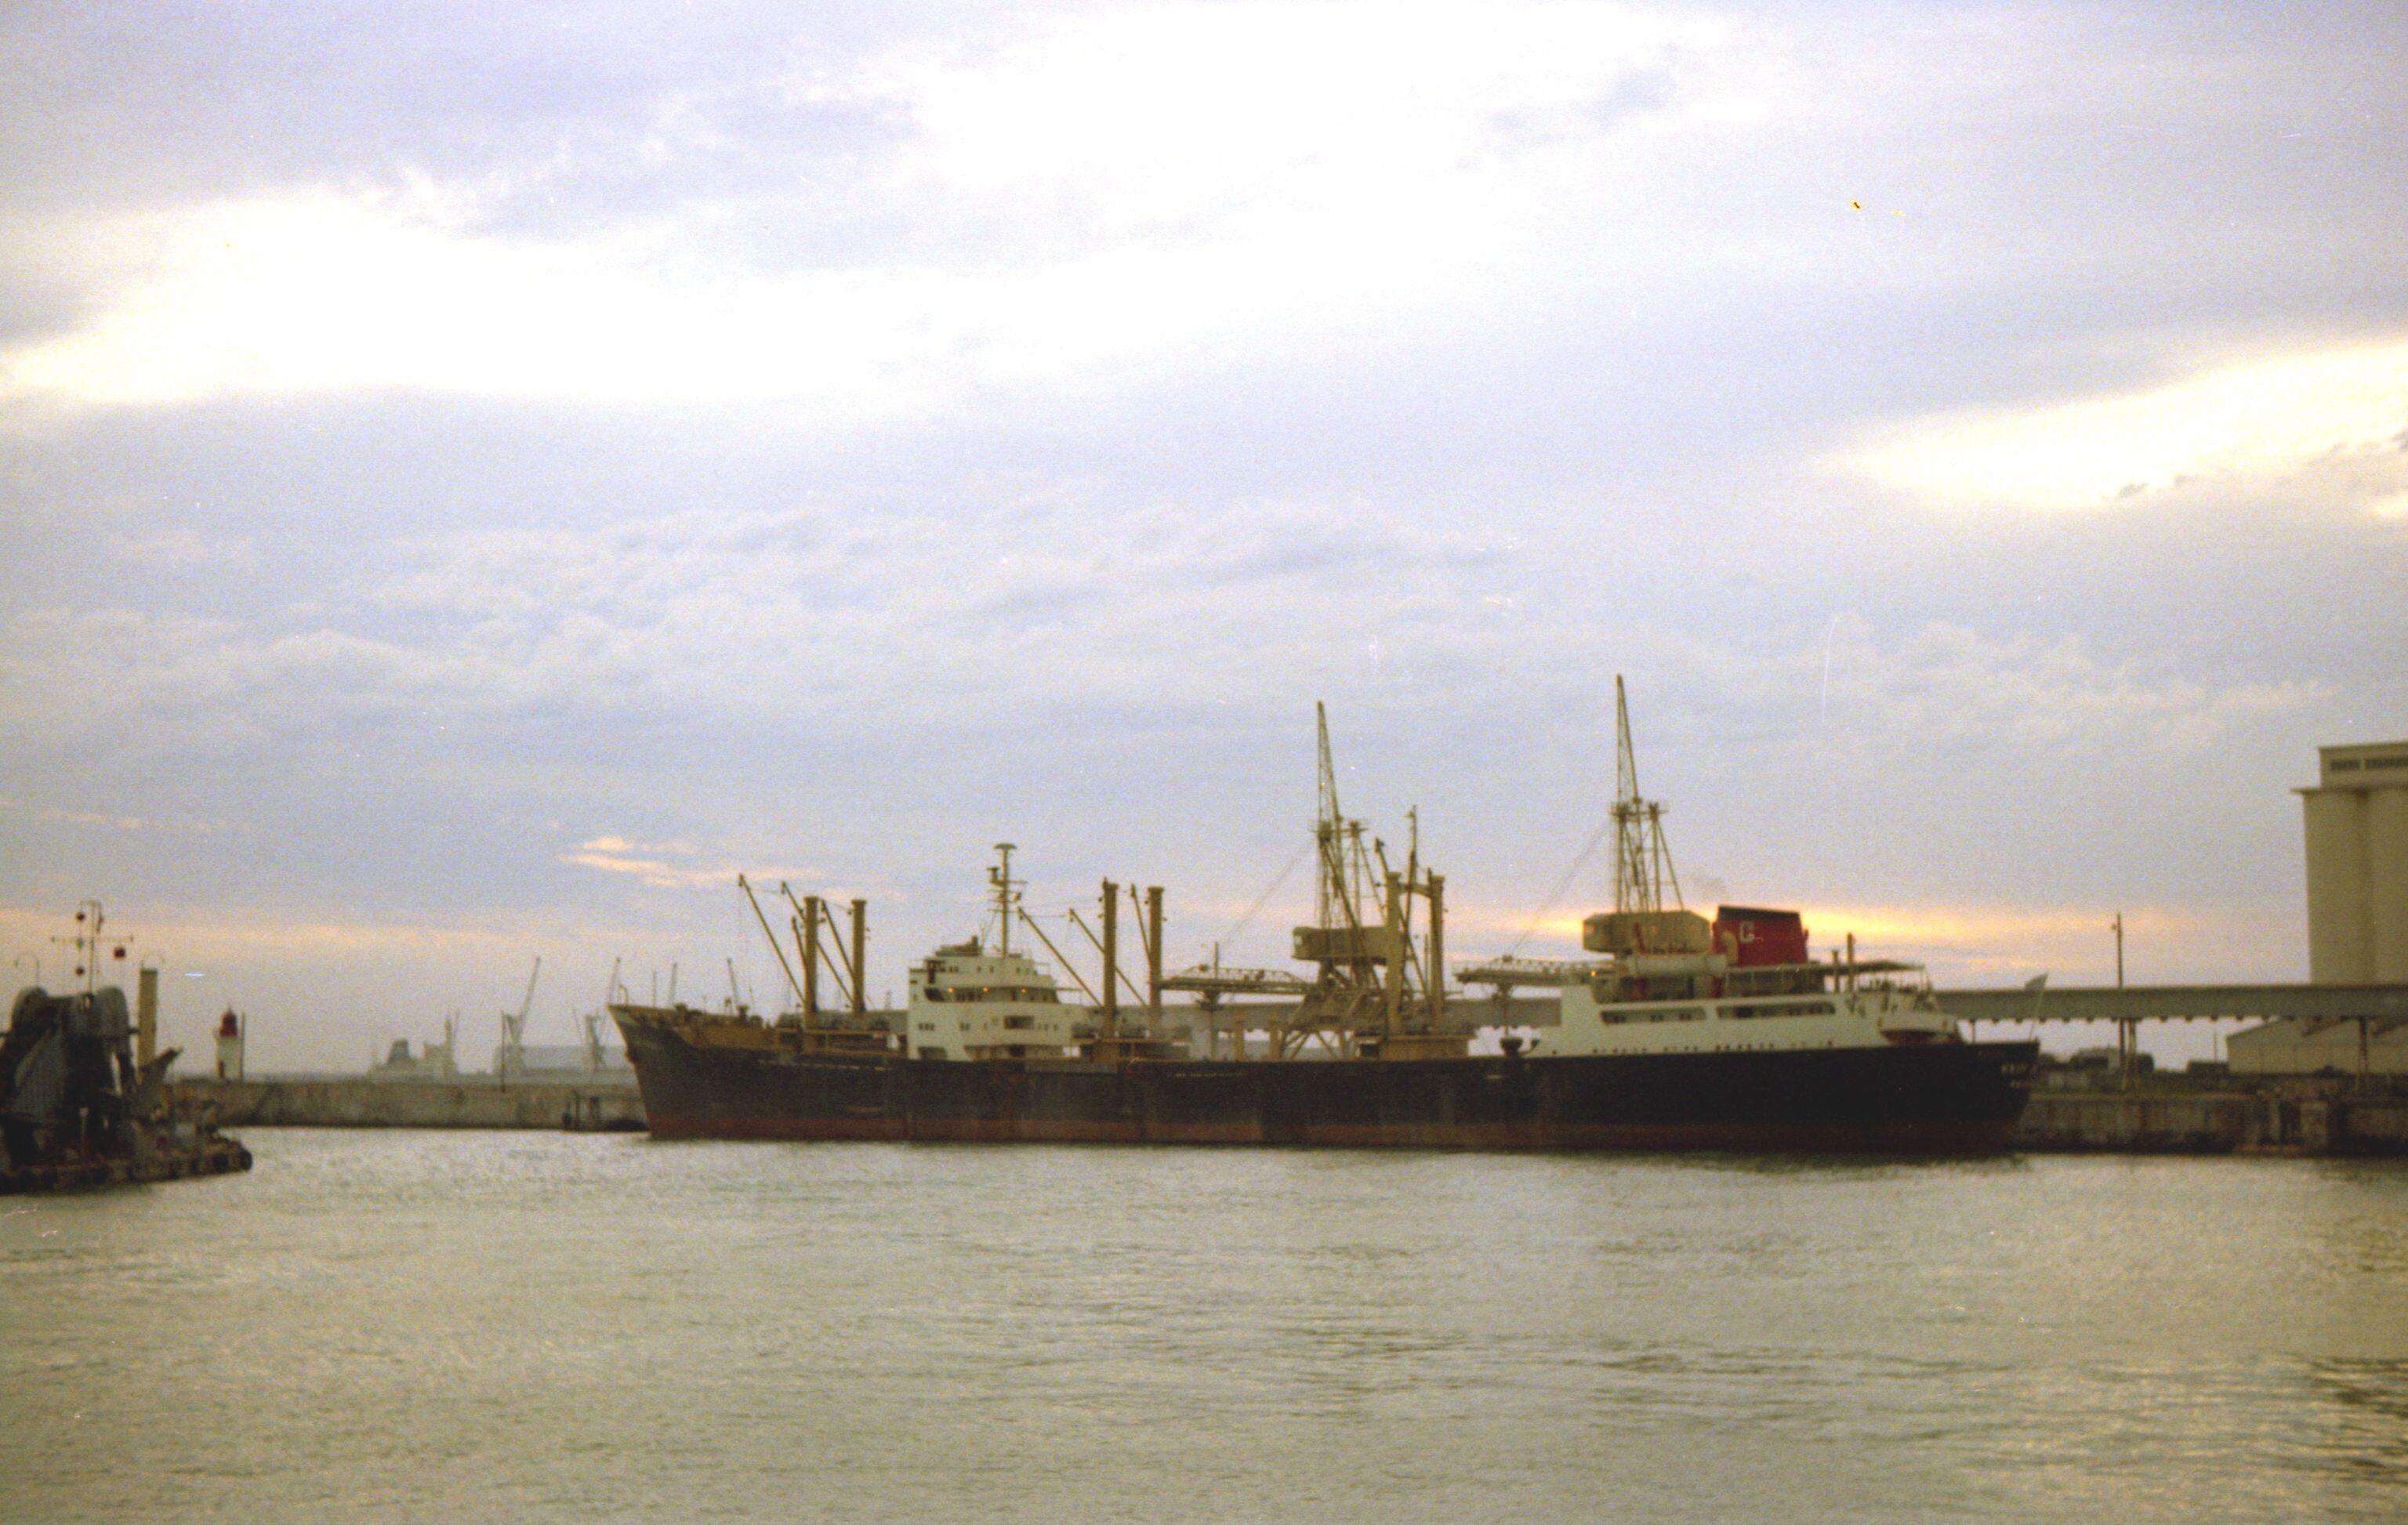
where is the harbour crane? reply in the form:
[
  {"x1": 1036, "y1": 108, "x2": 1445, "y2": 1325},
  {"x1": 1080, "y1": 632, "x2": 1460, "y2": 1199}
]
[
  {"x1": 498, "y1": 956, "x2": 539, "y2": 1081},
  {"x1": 579, "y1": 958, "x2": 622, "y2": 1071}
]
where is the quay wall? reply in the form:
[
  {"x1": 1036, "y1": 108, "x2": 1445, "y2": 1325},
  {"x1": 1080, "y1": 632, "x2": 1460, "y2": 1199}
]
[
  {"x1": 173, "y1": 1077, "x2": 647, "y2": 1132},
  {"x1": 2013, "y1": 1092, "x2": 2408, "y2": 1156}
]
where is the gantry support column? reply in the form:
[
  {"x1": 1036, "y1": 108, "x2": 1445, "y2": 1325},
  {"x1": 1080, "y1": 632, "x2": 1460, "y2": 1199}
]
[
  {"x1": 849, "y1": 899, "x2": 868, "y2": 1020},
  {"x1": 1101, "y1": 878, "x2": 1120, "y2": 1042},
  {"x1": 1427, "y1": 873, "x2": 1445, "y2": 1032},
  {"x1": 802, "y1": 897, "x2": 821, "y2": 1023}
]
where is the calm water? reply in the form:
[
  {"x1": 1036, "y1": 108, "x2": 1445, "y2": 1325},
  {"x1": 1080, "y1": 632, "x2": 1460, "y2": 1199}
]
[{"x1": 5, "y1": 1131, "x2": 2406, "y2": 1523}]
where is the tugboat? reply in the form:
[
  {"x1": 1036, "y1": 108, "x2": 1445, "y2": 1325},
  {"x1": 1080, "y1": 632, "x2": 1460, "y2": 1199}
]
[
  {"x1": 2, "y1": 904, "x2": 252, "y2": 1193},
  {"x1": 615, "y1": 686, "x2": 2037, "y2": 1154}
]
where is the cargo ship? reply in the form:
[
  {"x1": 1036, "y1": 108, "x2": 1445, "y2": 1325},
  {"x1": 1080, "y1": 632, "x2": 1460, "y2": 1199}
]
[{"x1": 615, "y1": 686, "x2": 2037, "y2": 1154}]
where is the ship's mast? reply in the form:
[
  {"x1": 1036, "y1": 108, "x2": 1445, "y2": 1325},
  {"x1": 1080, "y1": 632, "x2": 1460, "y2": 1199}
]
[
  {"x1": 989, "y1": 842, "x2": 1020, "y2": 954},
  {"x1": 56, "y1": 900, "x2": 118, "y2": 999},
  {"x1": 1609, "y1": 676, "x2": 1685, "y2": 915},
  {"x1": 1312, "y1": 704, "x2": 1361, "y2": 933},
  {"x1": 78, "y1": 901, "x2": 102, "y2": 998}
]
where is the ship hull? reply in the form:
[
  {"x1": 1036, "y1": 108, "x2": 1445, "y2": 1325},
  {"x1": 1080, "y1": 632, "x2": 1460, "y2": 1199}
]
[
  {"x1": 618, "y1": 1016, "x2": 2038, "y2": 1155},
  {"x1": 0, "y1": 1135, "x2": 252, "y2": 1195}
]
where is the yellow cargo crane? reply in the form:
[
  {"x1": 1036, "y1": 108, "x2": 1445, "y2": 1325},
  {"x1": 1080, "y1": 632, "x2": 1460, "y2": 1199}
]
[{"x1": 1277, "y1": 705, "x2": 1461, "y2": 1060}]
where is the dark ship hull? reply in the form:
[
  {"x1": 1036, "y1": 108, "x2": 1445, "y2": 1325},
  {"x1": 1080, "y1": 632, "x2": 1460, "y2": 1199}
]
[
  {"x1": 0, "y1": 1135, "x2": 252, "y2": 1195},
  {"x1": 618, "y1": 1015, "x2": 2038, "y2": 1155}
]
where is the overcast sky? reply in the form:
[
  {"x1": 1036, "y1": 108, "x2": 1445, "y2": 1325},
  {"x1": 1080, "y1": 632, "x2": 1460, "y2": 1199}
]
[{"x1": 3, "y1": 1, "x2": 2403, "y2": 1069}]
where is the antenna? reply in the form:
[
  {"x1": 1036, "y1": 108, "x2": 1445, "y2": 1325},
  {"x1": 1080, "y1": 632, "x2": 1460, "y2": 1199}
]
[{"x1": 1610, "y1": 676, "x2": 1685, "y2": 914}]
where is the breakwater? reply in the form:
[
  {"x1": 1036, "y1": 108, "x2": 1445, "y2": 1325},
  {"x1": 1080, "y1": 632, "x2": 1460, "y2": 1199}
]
[{"x1": 172, "y1": 1076, "x2": 647, "y2": 1132}]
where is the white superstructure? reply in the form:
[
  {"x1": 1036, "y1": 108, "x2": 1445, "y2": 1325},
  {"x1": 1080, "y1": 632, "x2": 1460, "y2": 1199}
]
[
  {"x1": 905, "y1": 941, "x2": 1079, "y2": 1060},
  {"x1": 903, "y1": 842, "x2": 1083, "y2": 1060},
  {"x1": 1488, "y1": 679, "x2": 1965, "y2": 1060},
  {"x1": 1545, "y1": 953, "x2": 1961, "y2": 1057}
]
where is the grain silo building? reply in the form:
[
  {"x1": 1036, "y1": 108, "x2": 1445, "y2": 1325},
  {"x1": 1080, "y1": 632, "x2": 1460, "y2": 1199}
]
[{"x1": 2299, "y1": 739, "x2": 2408, "y2": 984}]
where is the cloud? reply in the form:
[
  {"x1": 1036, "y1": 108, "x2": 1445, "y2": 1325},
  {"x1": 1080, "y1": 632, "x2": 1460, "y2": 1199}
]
[
  {"x1": 0, "y1": 183, "x2": 966, "y2": 414},
  {"x1": 560, "y1": 849, "x2": 728, "y2": 890},
  {"x1": 0, "y1": 795, "x2": 223, "y2": 835},
  {"x1": 3, "y1": 0, "x2": 2400, "y2": 1036},
  {"x1": 1831, "y1": 335, "x2": 2408, "y2": 514},
  {"x1": 0, "y1": 2, "x2": 1773, "y2": 416},
  {"x1": 0, "y1": 605, "x2": 476, "y2": 748},
  {"x1": 1815, "y1": 620, "x2": 2326, "y2": 753},
  {"x1": 841, "y1": 1, "x2": 1763, "y2": 237},
  {"x1": 0, "y1": 900, "x2": 584, "y2": 962},
  {"x1": 562, "y1": 835, "x2": 802, "y2": 892},
  {"x1": 106, "y1": 528, "x2": 256, "y2": 567}
]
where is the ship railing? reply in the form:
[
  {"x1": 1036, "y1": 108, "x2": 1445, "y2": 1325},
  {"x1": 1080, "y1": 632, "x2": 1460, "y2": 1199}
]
[
  {"x1": 1158, "y1": 965, "x2": 1316, "y2": 999},
  {"x1": 1454, "y1": 958, "x2": 1609, "y2": 988}
]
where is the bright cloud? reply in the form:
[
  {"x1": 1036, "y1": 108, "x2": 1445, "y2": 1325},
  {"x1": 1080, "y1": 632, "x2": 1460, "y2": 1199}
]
[
  {"x1": 1833, "y1": 336, "x2": 2408, "y2": 513},
  {"x1": 562, "y1": 835, "x2": 802, "y2": 892},
  {"x1": 0, "y1": 2, "x2": 1775, "y2": 415},
  {"x1": 0, "y1": 186, "x2": 1007, "y2": 413},
  {"x1": 849, "y1": 1, "x2": 1761, "y2": 234}
]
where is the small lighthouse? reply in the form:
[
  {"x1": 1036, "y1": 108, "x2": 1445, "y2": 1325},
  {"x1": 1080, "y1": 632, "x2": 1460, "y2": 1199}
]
[{"x1": 215, "y1": 1008, "x2": 245, "y2": 1081}]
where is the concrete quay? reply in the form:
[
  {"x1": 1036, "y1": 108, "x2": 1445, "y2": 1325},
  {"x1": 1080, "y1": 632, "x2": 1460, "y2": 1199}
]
[
  {"x1": 2011, "y1": 1089, "x2": 2408, "y2": 1156},
  {"x1": 173, "y1": 1076, "x2": 647, "y2": 1132}
]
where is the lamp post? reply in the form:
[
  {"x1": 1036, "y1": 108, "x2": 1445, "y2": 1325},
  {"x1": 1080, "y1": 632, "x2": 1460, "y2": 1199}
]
[{"x1": 2112, "y1": 912, "x2": 2134, "y2": 1091}]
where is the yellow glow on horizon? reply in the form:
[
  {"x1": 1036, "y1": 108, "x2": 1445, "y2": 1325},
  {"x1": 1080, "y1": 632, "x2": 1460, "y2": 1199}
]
[
  {"x1": 1440, "y1": 901, "x2": 2189, "y2": 961},
  {"x1": 1834, "y1": 336, "x2": 2408, "y2": 514}
]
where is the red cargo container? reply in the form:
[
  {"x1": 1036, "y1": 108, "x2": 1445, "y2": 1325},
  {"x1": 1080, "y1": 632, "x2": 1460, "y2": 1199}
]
[{"x1": 1714, "y1": 906, "x2": 1809, "y2": 967}]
